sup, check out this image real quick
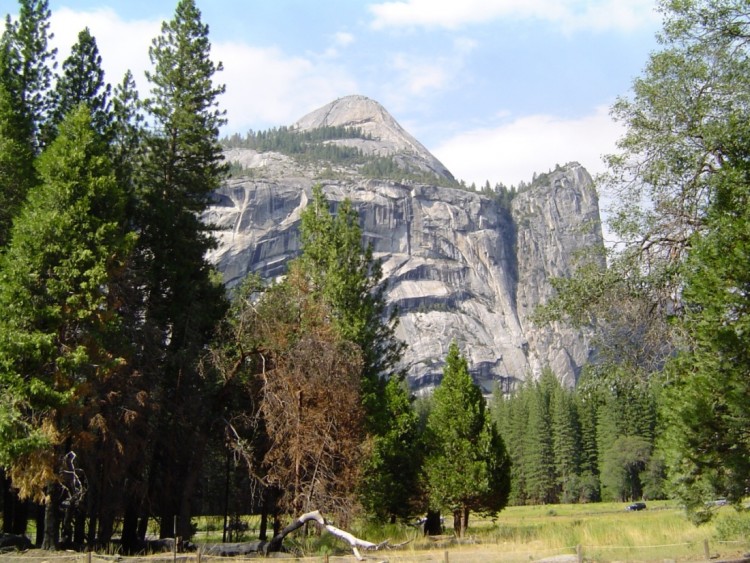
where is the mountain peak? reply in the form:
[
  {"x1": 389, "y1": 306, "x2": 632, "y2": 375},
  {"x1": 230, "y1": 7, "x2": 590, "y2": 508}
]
[
  {"x1": 293, "y1": 95, "x2": 454, "y2": 182},
  {"x1": 293, "y1": 95, "x2": 392, "y2": 134}
]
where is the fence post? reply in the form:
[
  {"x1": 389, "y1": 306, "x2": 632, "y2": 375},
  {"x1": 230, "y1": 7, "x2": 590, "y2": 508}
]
[
  {"x1": 704, "y1": 539, "x2": 710, "y2": 560},
  {"x1": 173, "y1": 515, "x2": 177, "y2": 563},
  {"x1": 577, "y1": 544, "x2": 583, "y2": 563},
  {"x1": 444, "y1": 549, "x2": 449, "y2": 563}
]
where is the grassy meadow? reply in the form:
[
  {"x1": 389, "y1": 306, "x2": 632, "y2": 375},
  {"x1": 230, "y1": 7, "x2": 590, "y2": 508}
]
[{"x1": 187, "y1": 501, "x2": 750, "y2": 562}]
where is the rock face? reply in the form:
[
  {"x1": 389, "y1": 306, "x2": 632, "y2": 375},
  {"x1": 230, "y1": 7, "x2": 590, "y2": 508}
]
[
  {"x1": 207, "y1": 96, "x2": 603, "y2": 394},
  {"x1": 292, "y1": 95, "x2": 454, "y2": 181}
]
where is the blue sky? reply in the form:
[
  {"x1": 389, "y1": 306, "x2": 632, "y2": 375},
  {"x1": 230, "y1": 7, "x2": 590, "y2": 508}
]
[{"x1": 36, "y1": 0, "x2": 662, "y2": 188}]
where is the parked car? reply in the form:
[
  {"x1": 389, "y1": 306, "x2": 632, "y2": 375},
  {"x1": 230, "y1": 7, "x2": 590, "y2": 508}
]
[{"x1": 626, "y1": 502, "x2": 647, "y2": 511}]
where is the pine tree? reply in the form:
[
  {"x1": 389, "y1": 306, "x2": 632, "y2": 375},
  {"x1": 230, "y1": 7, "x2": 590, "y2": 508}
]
[
  {"x1": 0, "y1": 105, "x2": 133, "y2": 549},
  {"x1": 360, "y1": 376, "x2": 423, "y2": 523},
  {"x1": 0, "y1": 83, "x2": 34, "y2": 246},
  {"x1": 424, "y1": 342, "x2": 510, "y2": 536},
  {"x1": 296, "y1": 185, "x2": 414, "y2": 520},
  {"x1": 46, "y1": 27, "x2": 111, "y2": 143},
  {"x1": 0, "y1": 0, "x2": 56, "y2": 152},
  {"x1": 661, "y1": 132, "x2": 750, "y2": 520},
  {"x1": 298, "y1": 184, "x2": 405, "y2": 433},
  {"x1": 551, "y1": 383, "x2": 581, "y2": 503},
  {"x1": 575, "y1": 379, "x2": 601, "y2": 502},
  {"x1": 523, "y1": 381, "x2": 556, "y2": 504},
  {"x1": 134, "y1": 0, "x2": 228, "y2": 540}
]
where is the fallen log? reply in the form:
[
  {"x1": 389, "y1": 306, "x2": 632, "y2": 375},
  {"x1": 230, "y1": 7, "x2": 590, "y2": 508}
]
[
  {"x1": 267, "y1": 510, "x2": 388, "y2": 560},
  {"x1": 0, "y1": 534, "x2": 32, "y2": 551},
  {"x1": 205, "y1": 510, "x2": 388, "y2": 560},
  {"x1": 203, "y1": 540, "x2": 268, "y2": 557}
]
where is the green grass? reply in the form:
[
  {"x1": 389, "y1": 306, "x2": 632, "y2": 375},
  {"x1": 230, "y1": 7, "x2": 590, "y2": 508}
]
[{"x1": 215, "y1": 501, "x2": 749, "y2": 561}]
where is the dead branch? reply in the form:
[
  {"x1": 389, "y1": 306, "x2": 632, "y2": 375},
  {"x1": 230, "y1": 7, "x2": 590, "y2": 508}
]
[{"x1": 266, "y1": 510, "x2": 388, "y2": 560}]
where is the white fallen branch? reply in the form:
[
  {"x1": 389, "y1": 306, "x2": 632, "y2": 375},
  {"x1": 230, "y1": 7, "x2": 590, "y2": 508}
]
[{"x1": 267, "y1": 510, "x2": 389, "y2": 560}]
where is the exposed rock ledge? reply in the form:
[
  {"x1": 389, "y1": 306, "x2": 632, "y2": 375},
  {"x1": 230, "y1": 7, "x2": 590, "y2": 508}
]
[{"x1": 206, "y1": 162, "x2": 602, "y2": 394}]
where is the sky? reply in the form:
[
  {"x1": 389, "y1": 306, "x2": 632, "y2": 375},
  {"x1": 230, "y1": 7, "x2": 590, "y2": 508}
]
[{"x1": 27, "y1": 0, "x2": 662, "y2": 188}]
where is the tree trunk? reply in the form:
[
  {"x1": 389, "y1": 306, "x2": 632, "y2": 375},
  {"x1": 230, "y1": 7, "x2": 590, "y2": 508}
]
[
  {"x1": 463, "y1": 506, "x2": 470, "y2": 534},
  {"x1": 452, "y1": 509, "x2": 463, "y2": 538},
  {"x1": 121, "y1": 500, "x2": 140, "y2": 553},
  {"x1": 259, "y1": 503, "x2": 268, "y2": 541},
  {"x1": 73, "y1": 508, "x2": 85, "y2": 546},
  {"x1": 2, "y1": 472, "x2": 28, "y2": 535},
  {"x1": 177, "y1": 435, "x2": 208, "y2": 540},
  {"x1": 34, "y1": 503, "x2": 44, "y2": 547},
  {"x1": 424, "y1": 509, "x2": 442, "y2": 536},
  {"x1": 41, "y1": 488, "x2": 59, "y2": 550}
]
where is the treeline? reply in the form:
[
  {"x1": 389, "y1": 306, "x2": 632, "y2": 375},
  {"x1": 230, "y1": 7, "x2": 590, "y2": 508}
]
[
  {"x1": 221, "y1": 125, "x2": 460, "y2": 187},
  {"x1": 224, "y1": 125, "x2": 366, "y2": 164},
  {"x1": 224, "y1": 124, "x2": 372, "y2": 151},
  {"x1": 490, "y1": 369, "x2": 663, "y2": 506}
]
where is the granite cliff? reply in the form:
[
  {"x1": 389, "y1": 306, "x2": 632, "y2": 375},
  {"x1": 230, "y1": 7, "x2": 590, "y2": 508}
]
[{"x1": 206, "y1": 95, "x2": 603, "y2": 393}]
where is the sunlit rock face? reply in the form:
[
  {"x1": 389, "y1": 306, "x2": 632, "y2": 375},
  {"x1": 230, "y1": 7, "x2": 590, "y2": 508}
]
[{"x1": 206, "y1": 96, "x2": 603, "y2": 394}]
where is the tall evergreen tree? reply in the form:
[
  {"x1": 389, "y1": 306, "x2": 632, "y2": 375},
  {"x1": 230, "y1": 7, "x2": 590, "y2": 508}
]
[
  {"x1": 0, "y1": 82, "x2": 34, "y2": 247},
  {"x1": 0, "y1": 0, "x2": 56, "y2": 152},
  {"x1": 662, "y1": 133, "x2": 750, "y2": 519},
  {"x1": 360, "y1": 376, "x2": 423, "y2": 523},
  {"x1": 46, "y1": 27, "x2": 111, "y2": 143},
  {"x1": 133, "y1": 0, "x2": 228, "y2": 541},
  {"x1": 296, "y1": 185, "x2": 417, "y2": 520},
  {"x1": 424, "y1": 342, "x2": 510, "y2": 536},
  {"x1": 298, "y1": 184, "x2": 405, "y2": 433},
  {"x1": 0, "y1": 105, "x2": 134, "y2": 549},
  {"x1": 575, "y1": 379, "x2": 601, "y2": 502},
  {"x1": 522, "y1": 381, "x2": 556, "y2": 504},
  {"x1": 551, "y1": 382, "x2": 581, "y2": 503}
]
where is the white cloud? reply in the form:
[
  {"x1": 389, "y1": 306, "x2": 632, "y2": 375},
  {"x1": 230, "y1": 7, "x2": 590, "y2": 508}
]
[
  {"x1": 381, "y1": 36, "x2": 477, "y2": 109},
  {"x1": 49, "y1": 8, "x2": 359, "y2": 133},
  {"x1": 50, "y1": 7, "x2": 161, "y2": 91},
  {"x1": 215, "y1": 42, "x2": 359, "y2": 132},
  {"x1": 391, "y1": 53, "x2": 449, "y2": 95},
  {"x1": 333, "y1": 31, "x2": 356, "y2": 47},
  {"x1": 431, "y1": 105, "x2": 623, "y2": 187},
  {"x1": 369, "y1": 0, "x2": 658, "y2": 33}
]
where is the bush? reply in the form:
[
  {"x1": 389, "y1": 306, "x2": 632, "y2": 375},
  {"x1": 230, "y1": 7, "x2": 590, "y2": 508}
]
[{"x1": 715, "y1": 512, "x2": 750, "y2": 541}]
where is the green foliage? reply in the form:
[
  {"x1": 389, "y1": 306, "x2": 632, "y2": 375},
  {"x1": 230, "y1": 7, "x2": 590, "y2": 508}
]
[
  {"x1": 523, "y1": 378, "x2": 556, "y2": 504},
  {"x1": 424, "y1": 342, "x2": 510, "y2": 535},
  {"x1": 0, "y1": 105, "x2": 133, "y2": 499},
  {"x1": 551, "y1": 381, "x2": 582, "y2": 503},
  {"x1": 599, "y1": 435, "x2": 652, "y2": 502},
  {"x1": 46, "y1": 27, "x2": 111, "y2": 143},
  {"x1": 0, "y1": 0, "x2": 56, "y2": 153},
  {"x1": 298, "y1": 184, "x2": 405, "y2": 432},
  {"x1": 225, "y1": 124, "x2": 369, "y2": 152},
  {"x1": 661, "y1": 176, "x2": 750, "y2": 519},
  {"x1": 0, "y1": 82, "x2": 35, "y2": 246},
  {"x1": 295, "y1": 185, "x2": 420, "y2": 521},
  {"x1": 130, "y1": 0, "x2": 229, "y2": 539},
  {"x1": 222, "y1": 124, "x2": 459, "y2": 187},
  {"x1": 360, "y1": 376, "x2": 423, "y2": 522},
  {"x1": 590, "y1": 0, "x2": 750, "y2": 520}
]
